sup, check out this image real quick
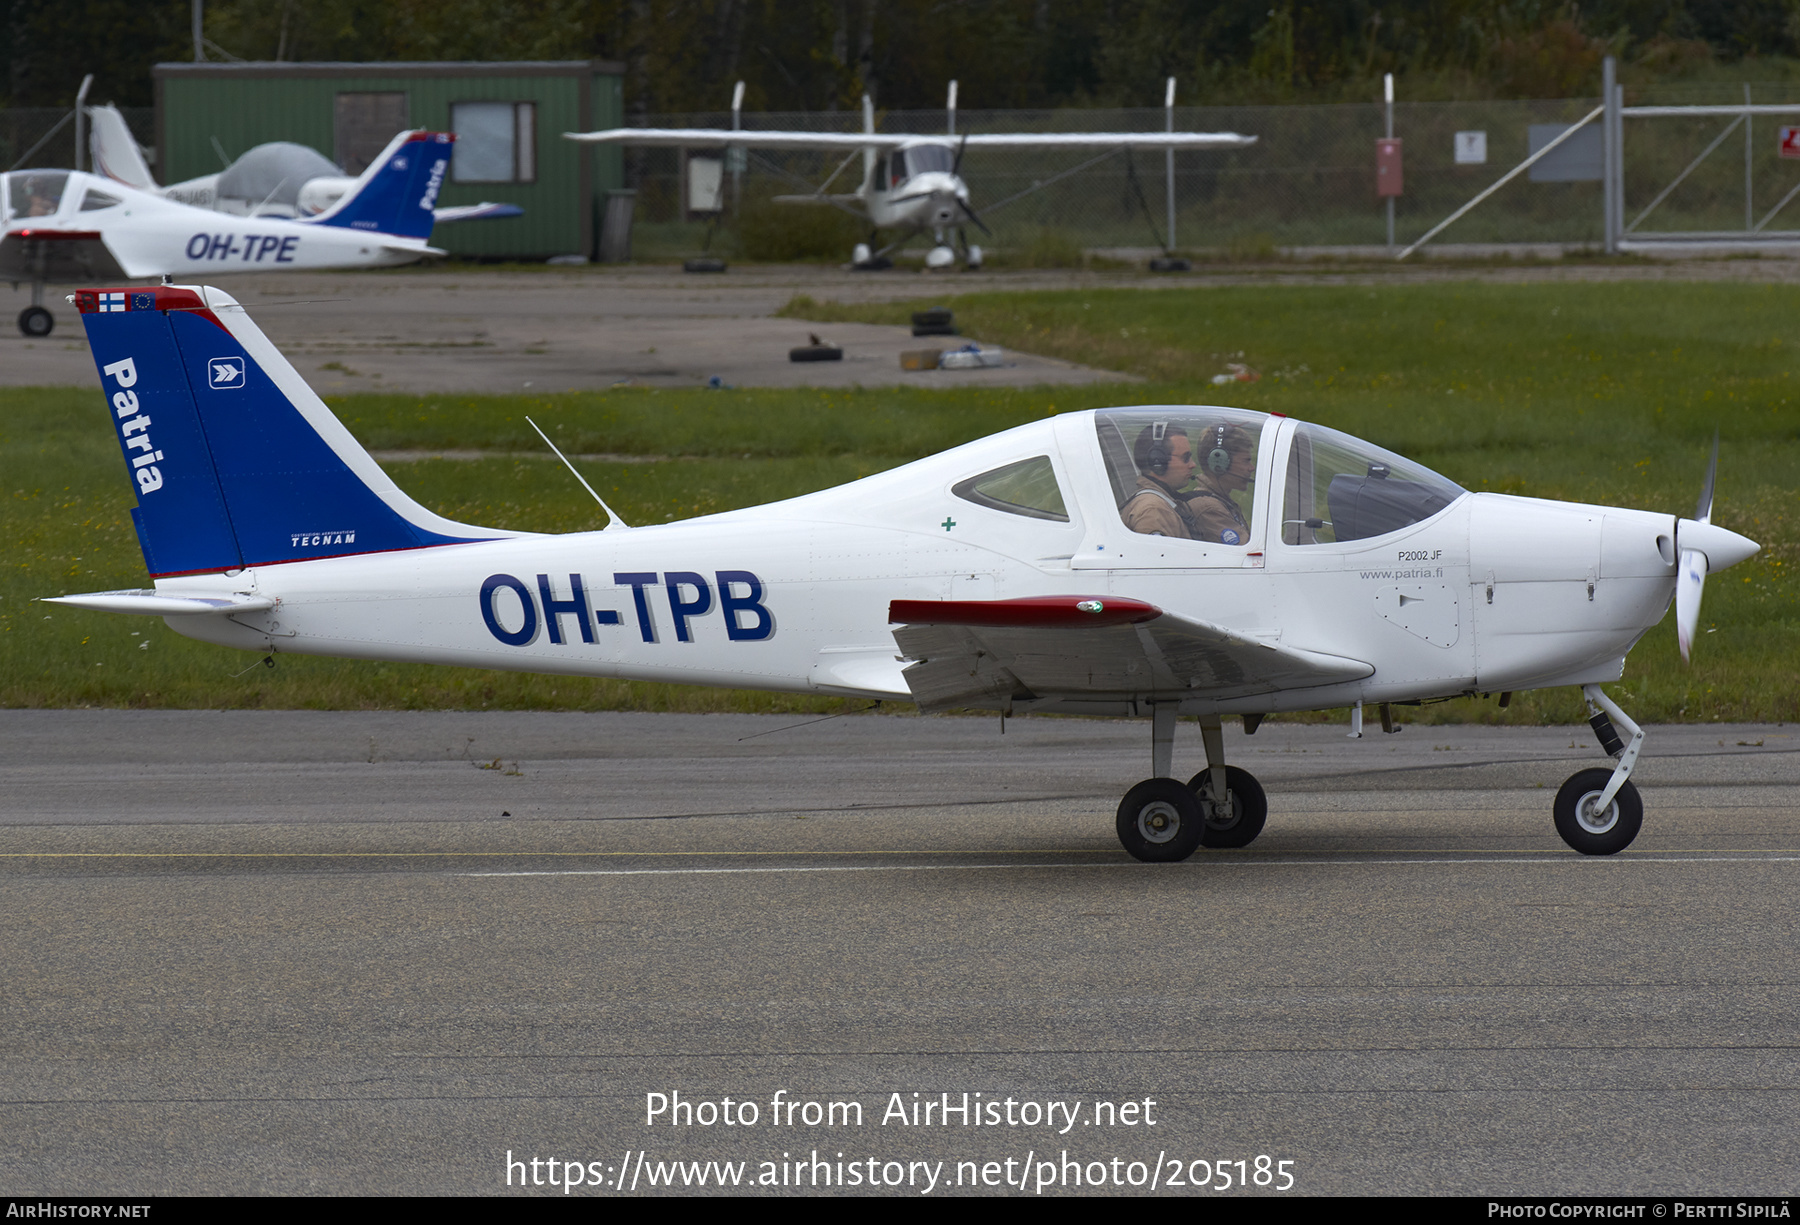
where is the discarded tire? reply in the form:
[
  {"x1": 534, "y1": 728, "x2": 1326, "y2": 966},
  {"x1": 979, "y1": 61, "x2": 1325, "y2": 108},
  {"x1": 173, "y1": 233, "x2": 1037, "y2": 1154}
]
[
  {"x1": 789, "y1": 345, "x2": 843, "y2": 363},
  {"x1": 683, "y1": 257, "x2": 728, "y2": 273},
  {"x1": 1148, "y1": 257, "x2": 1192, "y2": 273},
  {"x1": 911, "y1": 307, "x2": 954, "y2": 326}
]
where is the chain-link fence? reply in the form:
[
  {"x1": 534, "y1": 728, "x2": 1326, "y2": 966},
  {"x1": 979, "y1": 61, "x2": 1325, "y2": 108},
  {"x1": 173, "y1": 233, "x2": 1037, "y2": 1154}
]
[
  {"x1": 1, "y1": 107, "x2": 156, "y2": 176},
  {"x1": 10, "y1": 91, "x2": 1800, "y2": 254},
  {"x1": 628, "y1": 87, "x2": 1800, "y2": 258}
]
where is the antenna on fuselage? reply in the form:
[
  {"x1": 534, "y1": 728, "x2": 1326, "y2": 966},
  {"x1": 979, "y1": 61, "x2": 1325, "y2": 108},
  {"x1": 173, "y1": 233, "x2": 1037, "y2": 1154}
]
[{"x1": 525, "y1": 416, "x2": 631, "y2": 531}]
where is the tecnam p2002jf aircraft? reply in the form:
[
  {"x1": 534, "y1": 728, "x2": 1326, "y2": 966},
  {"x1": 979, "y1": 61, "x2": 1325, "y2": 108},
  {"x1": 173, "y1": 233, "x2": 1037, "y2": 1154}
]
[
  {"x1": 49, "y1": 286, "x2": 1758, "y2": 861},
  {"x1": 1, "y1": 130, "x2": 453, "y2": 337}
]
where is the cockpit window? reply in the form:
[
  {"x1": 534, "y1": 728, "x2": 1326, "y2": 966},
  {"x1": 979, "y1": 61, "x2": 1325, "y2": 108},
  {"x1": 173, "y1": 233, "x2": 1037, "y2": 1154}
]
[
  {"x1": 1282, "y1": 422, "x2": 1464, "y2": 545},
  {"x1": 79, "y1": 189, "x2": 122, "y2": 212},
  {"x1": 1095, "y1": 407, "x2": 1265, "y2": 546},
  {"x1": 902, "y1": 144, "x2": 955, "y2": 175},
  {"x1": 8, "y1": 171, "x2": 69, "y2": 218},
  {"x1": 952, "y1": 455, "x2": 1069, "y2": 522}
]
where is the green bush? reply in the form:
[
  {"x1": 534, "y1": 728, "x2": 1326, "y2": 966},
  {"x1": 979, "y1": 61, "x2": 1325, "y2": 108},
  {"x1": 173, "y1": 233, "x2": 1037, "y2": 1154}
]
[{"x1": 733, "y1": 199, "x2": 866, "y2": 261}]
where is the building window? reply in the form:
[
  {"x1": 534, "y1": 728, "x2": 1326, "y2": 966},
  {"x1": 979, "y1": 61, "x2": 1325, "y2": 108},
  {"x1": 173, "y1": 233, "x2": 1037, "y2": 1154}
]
[
  {"x1": 335, "y1": 92, "x2": 409, "y2": 175},
  {"x1": 451, "y1": 102, "x2": 536, "y2": 184}
]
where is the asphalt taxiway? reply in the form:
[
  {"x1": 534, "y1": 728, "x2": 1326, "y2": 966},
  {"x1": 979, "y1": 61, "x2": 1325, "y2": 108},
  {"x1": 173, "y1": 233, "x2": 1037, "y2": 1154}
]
[{"x1": 2, "y1": 710, "x2": 1796, "y2": 1195}]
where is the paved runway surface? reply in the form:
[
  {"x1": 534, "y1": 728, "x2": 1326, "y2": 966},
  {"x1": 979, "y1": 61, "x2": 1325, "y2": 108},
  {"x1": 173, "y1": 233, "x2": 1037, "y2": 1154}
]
[
  {"x1": 2, "y1": 710, "x2": 1795, "y2": 1195},
  {"x1": 0, "y1": 265, "x2": 1134, "y2": 394}
]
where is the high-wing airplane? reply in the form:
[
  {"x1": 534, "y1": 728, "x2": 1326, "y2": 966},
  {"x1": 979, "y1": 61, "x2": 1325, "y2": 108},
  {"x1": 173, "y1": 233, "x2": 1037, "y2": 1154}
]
[
  {"x1": 565, "y1": 96, "x2": 1255, "y2": 269},
  {"x1": 47, "y1": 285, "x2": 1759, "y2": 861},
  {"x1": 87, "y1": 104, "x2": 521, "y2": 226},
  {"x1": 2, "y1": 130, "x2": 453, "y2": 337}
]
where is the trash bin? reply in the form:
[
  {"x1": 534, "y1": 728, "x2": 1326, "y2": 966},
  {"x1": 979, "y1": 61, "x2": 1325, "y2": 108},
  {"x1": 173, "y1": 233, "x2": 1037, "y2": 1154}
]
[{"x1": 599, "y1": 189, "x2": 637, "y2": 263}]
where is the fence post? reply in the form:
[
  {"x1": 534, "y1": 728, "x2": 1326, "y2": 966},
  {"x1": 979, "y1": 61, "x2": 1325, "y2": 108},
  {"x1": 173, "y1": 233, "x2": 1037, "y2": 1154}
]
[
  {"x1": 1603, "y1": 55, "x2": 1618, "y2": 254},
  {"x1": 1745, "y1": 83, "x2": 1754, "y2": 232},
  {"x1": 1385, "y1": 74, "x2": 1395, "y2": 250},
  {"x1": 1165, "y1": 76, "x2": 1177, "y2": 253}
]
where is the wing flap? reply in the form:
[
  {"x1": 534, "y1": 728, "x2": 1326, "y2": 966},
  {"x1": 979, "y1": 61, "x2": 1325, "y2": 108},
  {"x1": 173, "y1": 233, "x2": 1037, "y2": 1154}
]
[{"x1": 889, "y1": 596, "x2": 1369, "y2": 711}]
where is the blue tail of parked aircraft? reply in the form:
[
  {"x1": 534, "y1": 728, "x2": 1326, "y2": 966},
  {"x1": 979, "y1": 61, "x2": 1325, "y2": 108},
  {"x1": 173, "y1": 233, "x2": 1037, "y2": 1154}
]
[
  {"x1": 75, "y1": 284, "x2": 514, "y2": 578},
  {"x1": 305, "y1": 130, "x2": 453, "y2": 241}
]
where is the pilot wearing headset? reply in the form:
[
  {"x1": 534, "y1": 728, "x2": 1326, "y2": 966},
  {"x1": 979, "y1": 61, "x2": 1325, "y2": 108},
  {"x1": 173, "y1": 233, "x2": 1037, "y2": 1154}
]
[{"x1": 1123, "y1": 421, "x2": 1254, "y2": 544}]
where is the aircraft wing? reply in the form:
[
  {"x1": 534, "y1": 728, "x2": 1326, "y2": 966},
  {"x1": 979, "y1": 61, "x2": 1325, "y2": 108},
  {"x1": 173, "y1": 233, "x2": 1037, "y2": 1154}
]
[
  {"x1": 889, "y1": 595, "x2": 1370, "y2": 712},
  {"x1": 955, "y1": 132, "x2": 1256, "y2": 149},
  {"x1": 566, "y1": 128, "x2": 910, "y2": 150},
  {"x1": 566, "y1": 128, "x2": 1255, "y2": 151},
  {"x1": 0, "y1": 230, "x2": 129, "y2": 281}
]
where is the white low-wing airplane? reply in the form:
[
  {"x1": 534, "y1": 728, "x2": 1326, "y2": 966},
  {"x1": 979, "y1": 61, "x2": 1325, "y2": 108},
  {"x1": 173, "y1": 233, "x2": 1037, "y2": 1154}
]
[
  {"x1": 48, "y1": 284, "x2": 1758, "y2": 861},
  {"x1": 565, "y1": 97, "x2": 1254, "y2": 269},
  {"x1": 87, "y1": 104, "x2": 522, "y2": 226},
  {"x1": 2, "y1": 129, "x2": 454, "y2": 337}
]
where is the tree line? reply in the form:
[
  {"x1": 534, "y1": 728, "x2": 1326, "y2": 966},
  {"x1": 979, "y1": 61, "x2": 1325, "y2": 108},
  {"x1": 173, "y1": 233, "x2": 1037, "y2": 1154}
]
[{"x1": 5, "y1": 0, "x2": 1797, "y2": 111}]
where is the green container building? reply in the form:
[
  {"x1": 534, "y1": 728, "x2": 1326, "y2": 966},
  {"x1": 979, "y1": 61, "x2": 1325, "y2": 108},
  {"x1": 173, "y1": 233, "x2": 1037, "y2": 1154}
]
[{"x1": 152, "y1": 60, "x2": 625, "y2": 260}]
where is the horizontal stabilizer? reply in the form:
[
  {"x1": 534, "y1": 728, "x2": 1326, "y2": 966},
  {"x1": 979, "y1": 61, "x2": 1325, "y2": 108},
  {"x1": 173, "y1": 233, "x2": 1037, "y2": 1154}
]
[
  {"x1": 43, "y1": 589, "x2": 274, "y2": 616},
  {"x1": 433, "y1": 202, "x2": 523, "y2": 224}
]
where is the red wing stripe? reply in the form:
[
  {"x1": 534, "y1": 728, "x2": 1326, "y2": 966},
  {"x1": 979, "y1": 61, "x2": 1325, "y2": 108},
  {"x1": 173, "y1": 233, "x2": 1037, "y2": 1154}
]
[{"x1": 888, "y1": 596, "x2": 1162, "y2": 628}]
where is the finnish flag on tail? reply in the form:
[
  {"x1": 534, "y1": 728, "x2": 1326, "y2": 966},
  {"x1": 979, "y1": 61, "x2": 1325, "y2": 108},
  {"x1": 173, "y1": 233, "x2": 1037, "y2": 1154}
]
[{"x1": 74, "y1": 283, "x2": 514, "y2": 579}]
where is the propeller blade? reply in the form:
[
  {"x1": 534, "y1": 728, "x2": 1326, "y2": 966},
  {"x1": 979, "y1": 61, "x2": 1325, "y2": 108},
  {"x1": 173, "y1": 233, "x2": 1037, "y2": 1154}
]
[
  {"x1": 958, "y1": 199, "x2": 992, "y2": 236},
  {"x1": 1676, "y1": 547, "x2": 1705, "y2": 663},
  {"x1": 1695, "y1": 430, "x2": 1718, "y2": 524},
  {"x1": 953, "y1": 132, "x2": 968, "y2": 178}
]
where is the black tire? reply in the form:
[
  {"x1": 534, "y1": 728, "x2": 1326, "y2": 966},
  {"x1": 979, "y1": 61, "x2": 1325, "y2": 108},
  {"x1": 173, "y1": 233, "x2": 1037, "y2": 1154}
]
[
  {"x1": 18, "y1": 306, "x2": 52, "y2": 337},
  {"x1": 1116, "y1": 778, "x2": 1204, "y2": 863},
  {"x1": 1148, "y1": 257, "x2": 1192, "y2": 273},
  {"x1": 912, "y1": 323, "x2": 959, "y2": 337},
  {"x1": 1185, "y1": 765, "x2": 1269, "y2": 848},
  {"x1": 683, "y1": 257, "x2": 728, "y2": 273},
  {"x1": 788, "y1": 345, "x2": 843, "y2": 363},
  {"x1": 911, "y1": 307, "x2": 954, "y2": 327},
  {"x1": 1553, "y1": 768, "x2": 1643, "y2": 856}
]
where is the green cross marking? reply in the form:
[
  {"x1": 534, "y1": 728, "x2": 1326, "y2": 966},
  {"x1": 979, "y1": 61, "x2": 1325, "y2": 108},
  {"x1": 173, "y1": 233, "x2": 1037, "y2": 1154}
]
[{"x1": 941, "y1": 517, "x2": 956, "y2": 531}]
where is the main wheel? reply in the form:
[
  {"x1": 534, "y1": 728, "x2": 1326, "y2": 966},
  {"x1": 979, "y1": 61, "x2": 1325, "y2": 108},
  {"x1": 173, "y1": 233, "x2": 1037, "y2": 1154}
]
[
  {"x1": 1116, "y1": 778, "x2": 1204, "y2": 863},
  {"x1": 1553, "y1": 768, "x2": 1643, "y2": 856},
  {"x1": 1186, "y1": 765, "x2": 1269, "y2": 848},
  {"x1": 18, "y1": 306, "x2": 52, "y2": 337}
]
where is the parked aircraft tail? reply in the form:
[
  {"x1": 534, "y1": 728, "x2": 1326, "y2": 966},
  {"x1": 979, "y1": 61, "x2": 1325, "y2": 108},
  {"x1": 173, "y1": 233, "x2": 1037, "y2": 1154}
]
[
  {"x1": 304, "y1": 130, "x2": 453, "y2": 240},
  {"x1": 74, "y1": 284, "x2": 515, "y2": 578},
  {"x1": 86, "y1": 104, "x2": 158, "y2": 192}
]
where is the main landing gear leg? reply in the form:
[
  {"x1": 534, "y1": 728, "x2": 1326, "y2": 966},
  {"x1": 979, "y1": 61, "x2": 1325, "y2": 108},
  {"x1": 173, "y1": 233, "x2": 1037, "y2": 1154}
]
[
  {"x1": 1115, "y1": 704, "x2": 1200, "y2": 863},
  {"x1": 1115, "y1": 707, "x2": 1269, "y2": 862},
  {"x1": 1187, "y1": 714, "x2": 1268, "y2": 849},
  {"x1": 18, "y1": 279, "x2": 53, "y2": 337},
  {"x1": 1552, "y1": 685, "x2": 1645, "y2": 855}
]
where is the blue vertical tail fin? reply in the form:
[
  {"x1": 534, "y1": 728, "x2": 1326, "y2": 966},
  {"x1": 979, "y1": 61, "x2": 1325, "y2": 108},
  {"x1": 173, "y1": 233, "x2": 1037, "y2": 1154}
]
[
  {"x1": 76, "y1": 284, "x2": 515, "y2": 579},
  {"x1": 303, "y1": 130, "x2": 452, "y2": 240}
]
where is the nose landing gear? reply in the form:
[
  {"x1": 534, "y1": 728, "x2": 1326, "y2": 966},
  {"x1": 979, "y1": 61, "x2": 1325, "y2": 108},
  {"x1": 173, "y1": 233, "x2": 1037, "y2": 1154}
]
[{"x1": 1552, "y1": 684, "x2": 1645, "y2": 855}]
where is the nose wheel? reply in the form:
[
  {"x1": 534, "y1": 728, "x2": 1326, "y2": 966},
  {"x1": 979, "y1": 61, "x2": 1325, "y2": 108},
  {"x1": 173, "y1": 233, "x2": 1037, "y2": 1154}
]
[{"x1": 18, "y1": 306, "x2": 52, "y2": 337}]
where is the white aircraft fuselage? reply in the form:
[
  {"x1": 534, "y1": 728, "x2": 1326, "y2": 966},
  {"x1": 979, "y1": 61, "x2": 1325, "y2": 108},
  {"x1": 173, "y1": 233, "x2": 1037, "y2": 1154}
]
[{"x1": 51, "y1": 284, "x2": 1758, "y2": 861}]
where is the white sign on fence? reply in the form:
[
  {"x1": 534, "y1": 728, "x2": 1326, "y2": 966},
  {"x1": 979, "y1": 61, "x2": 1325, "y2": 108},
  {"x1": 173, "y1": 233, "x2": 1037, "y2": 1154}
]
[{"x1": 1454, "y1": 131, "x2": 1488, "y2": 164}]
